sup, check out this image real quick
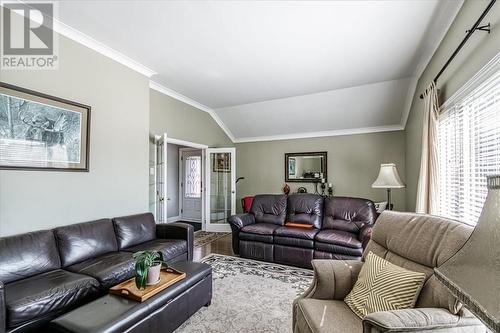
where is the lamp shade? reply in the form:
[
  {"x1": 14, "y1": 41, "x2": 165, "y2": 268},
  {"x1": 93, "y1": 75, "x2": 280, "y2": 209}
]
[
  {"x1": 435, "y1": 175, "x2": 500, "y2": 332},
  {"x1": 372, "y1": 163, "x2": 405, "y2": 188}
]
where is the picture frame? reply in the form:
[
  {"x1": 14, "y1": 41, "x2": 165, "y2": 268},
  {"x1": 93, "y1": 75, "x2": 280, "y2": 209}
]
[
  {"x1": 213, "y1": 153, "x2": 231, "y2": 172},
  {"x1": 0, "y1": 82, "x2": 91, "y2": 171}
]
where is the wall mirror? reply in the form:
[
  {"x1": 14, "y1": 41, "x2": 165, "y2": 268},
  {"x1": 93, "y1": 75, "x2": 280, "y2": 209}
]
[{"x1": 285, "y1": 152, "x2": 327, "y2": 182}]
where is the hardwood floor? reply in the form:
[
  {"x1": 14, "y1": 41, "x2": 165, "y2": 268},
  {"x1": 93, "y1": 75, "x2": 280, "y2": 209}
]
[{"x1": 193, "y1": 233, "x2": 235, "y2": 262}]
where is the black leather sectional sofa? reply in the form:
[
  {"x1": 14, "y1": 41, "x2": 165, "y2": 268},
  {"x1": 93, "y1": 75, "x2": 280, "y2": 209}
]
[
  {"x1": 0, "y1": 213, "x2": 193, "y2": 333},
  {"x1": 228, "y1": 194, "x2": 377, "y2": 268}
]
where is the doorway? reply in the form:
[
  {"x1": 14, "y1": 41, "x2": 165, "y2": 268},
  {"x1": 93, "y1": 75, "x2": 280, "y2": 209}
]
[
  {"x1": 152, "y1": 134, "x2": 235, "y2": 233},
  {"x1": 180, "y1": 148, "x2": 203, "y2": 228}
]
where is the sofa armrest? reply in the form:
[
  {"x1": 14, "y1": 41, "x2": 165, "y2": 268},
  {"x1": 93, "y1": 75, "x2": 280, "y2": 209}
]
[
  {"x1": 301, "y1": 259, "x2": 364, "y2": 300},
  {"x1": 227, "y1": 213, "x2": 255, "y2": 229},
  {"x1": 362, "y1": 308, "x2": 485, "y2": 333},
  {"x1": 359, "y1": 224, "x2": 374, "y2": 249},
  {"x1": 156, "y1": 223, "x2": 194, "y2": 261},
  {"x1": 0, "y1": 281, "x2": 5, "y2": 333}
]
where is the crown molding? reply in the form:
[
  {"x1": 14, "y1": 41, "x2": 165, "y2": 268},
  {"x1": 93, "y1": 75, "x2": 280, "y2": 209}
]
[
  {"x1": 12, "y1": 0, "x2": 157, "y2": 77},
  {"x1": 149, "y1": 81, "x2": 236, "y2": 142},
  {"x1": 234, "y1": 124, "x2": 404, "y2": 143},
  {"x1": 53, "y1": 21, "x2": 157, "y2": 78},
  {"x1": 400, "y1": 0, "x2": 464, "y2": 128}
]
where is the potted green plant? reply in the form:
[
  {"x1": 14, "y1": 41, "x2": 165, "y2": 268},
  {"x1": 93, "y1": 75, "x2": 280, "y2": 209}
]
[{"x1": 133, "y1": 250, "x2": 166, "y2": 289}]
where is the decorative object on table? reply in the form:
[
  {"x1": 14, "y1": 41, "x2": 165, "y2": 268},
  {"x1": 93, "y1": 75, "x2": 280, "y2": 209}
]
[
  {"x1": 320, "y1": 178, "x2": 326, "y2": 196},
  {"x1": 297, "y1": 186, "x2": 307, "y2": 193},
  {"x1": 372, "y1": 163, "x2": 405, "y2": 210},
  {"x1": 0, "y1": 82, "x2": 90, "y2": 171},
  {"x1": 434, "y1": 175, "x2": 500, "y2": 332},
  {"x1": 282, "y1": 183, "x2": 290, "y2": 195},
  {"x1": 327, "y1": 183, "x2": 334, "y2": 197},
  {"x1": 133, "y1": 250, "x2": 167, "y2": 289},
  {"x1": 109, "y1": 266, "x2": 186, "y2": 302},
  {"x1": 285, "y1": 152, "x2": 327, "y2": 183},
  {"x1": 374, "y1": 201, "x2": 388, "y2": 214},
  {"x1": 213, "y1": 152, "x2": 231, "y2": 172}
]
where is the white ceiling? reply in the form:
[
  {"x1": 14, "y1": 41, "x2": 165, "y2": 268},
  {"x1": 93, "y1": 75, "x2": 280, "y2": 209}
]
[{"x1": 53, "y1": 0, "x2": 463, "y2": 142}]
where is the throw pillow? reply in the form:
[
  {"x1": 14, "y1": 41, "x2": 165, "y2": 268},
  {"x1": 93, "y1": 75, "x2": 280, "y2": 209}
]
[{"x1": 344, "y1": 251, "x2": 427, "y2": 318}]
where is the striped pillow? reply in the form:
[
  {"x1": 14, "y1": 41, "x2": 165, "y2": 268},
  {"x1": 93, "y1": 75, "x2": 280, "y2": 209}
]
[{"x1": 344, "y1": 251, "x2": 427, "y2": 318}]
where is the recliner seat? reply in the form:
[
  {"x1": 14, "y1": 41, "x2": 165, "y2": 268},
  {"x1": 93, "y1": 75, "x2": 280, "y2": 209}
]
[{"x1": 228, "y1": 194, "x2": 377, "y2": 268}]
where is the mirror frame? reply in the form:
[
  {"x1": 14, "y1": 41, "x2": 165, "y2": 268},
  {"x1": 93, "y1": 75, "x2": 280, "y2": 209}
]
[{"x1": 285, "y1": 151, "x2": 328, "y2": 183}]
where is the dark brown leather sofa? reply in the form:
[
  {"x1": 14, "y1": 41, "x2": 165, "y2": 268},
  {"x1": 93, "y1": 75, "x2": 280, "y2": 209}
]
[
  {"x1": 0, "y1": 213, "x2": 193, "y2": 333},
  {"x1": 228, "y1": 194, "x2": 376, "y2": 269}
]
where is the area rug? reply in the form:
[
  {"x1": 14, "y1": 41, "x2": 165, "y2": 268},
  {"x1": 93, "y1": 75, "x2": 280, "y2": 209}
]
[
  {"x1": 194, "y1": 231, "x2": 230, "y2": 248},
  {"x1": 176, "y1": 254, "x2": 314, "y2": 333}
]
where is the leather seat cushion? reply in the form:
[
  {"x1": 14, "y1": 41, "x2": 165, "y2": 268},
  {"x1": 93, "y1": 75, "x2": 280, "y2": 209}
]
[
  {"x1": 274, "y1": 226, "x2": 319, "y2": 240},
  {"x1": 274, "y1": 236, "x2": 314, "y2": 249},
  {"x1": 314, "y1": 243, "x2": 363, "y2": 257},
  {"x1": 123, "y1": 239, "x2": 187, "y2": 262},
  {"x1": 240, "y1": 223, "x2": 280, "y2": 243},
  {"x1": 294, "y1": 299, "x2": 361, "y2": 333},
  {"x1": 66, "y1": 252, "x2": 135, "y2": 289},
  {"x1": 5, "y1": 269, "x2": 99, "y2": 327},
  {"x1": 315, "y1": 229, "x2": 362, "y2": 249}
]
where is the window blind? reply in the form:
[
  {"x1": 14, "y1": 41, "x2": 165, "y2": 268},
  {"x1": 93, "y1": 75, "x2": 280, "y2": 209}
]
[{"x1": 437, "y1": 68, "x2": 500, "y2": 225}]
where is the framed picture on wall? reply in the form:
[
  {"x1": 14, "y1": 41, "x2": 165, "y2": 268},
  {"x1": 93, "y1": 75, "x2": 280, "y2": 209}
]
[
  {"x1": 213, "y1": 152, "x2": 231, "y2": 172},
  {"x1": 0, "y1": 82, "x2": 91, "y2": 171}
]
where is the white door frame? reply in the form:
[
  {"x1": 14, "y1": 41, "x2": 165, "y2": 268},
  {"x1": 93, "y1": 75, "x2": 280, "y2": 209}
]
[
  {"x1": 179, "y1": 147, "x2": 204, "y2": 223},
  {"x1": 164, "y1": 135, "x2": 209, "y2": 227},
  {"x1": 205, "y1": 147, "x2": 236, "y2": 232},
  {"x1": 153, "y1": 133, "x2": 168, "y2": 223}
]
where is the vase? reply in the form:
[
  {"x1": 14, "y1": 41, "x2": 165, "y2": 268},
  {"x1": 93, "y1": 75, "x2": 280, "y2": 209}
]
[
  {"x1": 146, "y1": 264, "x2": 162, "y2": 285},
  {"x1": 283, "y1": 183, "x2": 290, "y2": 195}
]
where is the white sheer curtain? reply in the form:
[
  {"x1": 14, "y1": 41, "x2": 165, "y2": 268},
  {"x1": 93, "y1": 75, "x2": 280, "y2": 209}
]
[{"x1": 415, "y1": 81, "x2": 440, "y2": 214}]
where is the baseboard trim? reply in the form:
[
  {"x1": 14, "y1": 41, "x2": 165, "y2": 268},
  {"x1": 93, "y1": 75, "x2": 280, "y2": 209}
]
[{"x1": 167, "y1": 215, "x2": 181, "y2": 223}]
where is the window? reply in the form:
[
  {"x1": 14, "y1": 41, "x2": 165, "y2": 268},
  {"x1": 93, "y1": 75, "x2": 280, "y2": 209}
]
[
  {"x1": 437, "y1": 66, "x2": 500, "y2": 225},
  {"x1": 185, "y1": 155, "x2": 202, "y2": 198}
]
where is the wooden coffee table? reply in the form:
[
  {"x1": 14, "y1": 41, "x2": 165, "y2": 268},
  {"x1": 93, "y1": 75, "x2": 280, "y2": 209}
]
[{"x1": 50, "y1": 261, "x2": 212, "y2": 333}]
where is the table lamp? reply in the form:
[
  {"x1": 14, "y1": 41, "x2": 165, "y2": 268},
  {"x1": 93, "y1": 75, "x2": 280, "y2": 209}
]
[{"x1": 372, "y1": 163, "x2": 405, "y2": 210}]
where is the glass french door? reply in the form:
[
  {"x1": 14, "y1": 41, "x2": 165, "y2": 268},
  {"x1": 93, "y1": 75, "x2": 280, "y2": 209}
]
[
  {"x1": 154, "y1": 133, "x2": 167, "y2": 223},
  {"x1": 205, "y1": 148, "x2": 236, "y2": 232}
]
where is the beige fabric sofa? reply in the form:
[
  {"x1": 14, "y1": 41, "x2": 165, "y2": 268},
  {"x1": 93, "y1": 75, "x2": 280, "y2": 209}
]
[{"x1": 293, "y1": 211, "x2": 486, "y2": 333}]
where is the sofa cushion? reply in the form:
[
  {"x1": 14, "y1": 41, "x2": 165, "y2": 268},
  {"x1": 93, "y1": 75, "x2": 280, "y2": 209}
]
[
  {"x1": 286, "y1": 193, "x2": 323, "y2": 228},
  {"x1": 274, "y1": 226, "x2": 319, "y2": 240},
  {"x1": 5, "y1": 269, "x2": 99, "y2": 328},
  {"x1": 66, "y1": 252, "x2": 135, "y2": 289},
  {"x1": 314, "y1": 243, "x2": 363, "y2": 257},
  {"x1": 294, "y1": 299, "x2": 361, "y2": 333},
  {"x1": 249, "y1": 194, "x2": 287, "y2": 226},
  {"x1": 322, "y1": 196, "x2": 376, "y2": 232},
  {"x1": 113, "y1": 213, "x2": 157, "y2": 249},
  {"x1": 0, "y1": 230, "x2": 60, "y2": 283},
  {"x1": 315, "y1": 229, "x2": 362, "y2": 249},
  {"x1": 55, "y1": 219, "x2": 118, "y2": 267},
  {"x1": 122, "y1": 239, "x2": 187, "y2": 262},
  {"x1": 240, "y1": 223, "x2": 280, "y2": 244}
]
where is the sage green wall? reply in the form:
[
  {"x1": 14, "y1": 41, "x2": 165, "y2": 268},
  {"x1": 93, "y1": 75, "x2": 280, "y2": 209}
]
[
  {"x1": 405, "y1": 0, "x2": 500, "y2": 212},
  {"x1": 235, "y1": 131, "x2": 406, "y2": 212},
  {"x1": 0, "y1": 34, "x2": 150, "y2": 236},
  {"x1": 150, "y1": 89, "x2": 233, "y2": 147}
]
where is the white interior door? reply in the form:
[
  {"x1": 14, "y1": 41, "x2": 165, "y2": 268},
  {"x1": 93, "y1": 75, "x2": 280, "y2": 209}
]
[
  {"x1": 154, "y1": 133, "x2": 167, "y2": 223},
  {"x1": 205, "y1": 148, "x2": 236, "y2": 232},
  {"x1": 181, "y1": 149, "x2": 203, "y2": 222}
]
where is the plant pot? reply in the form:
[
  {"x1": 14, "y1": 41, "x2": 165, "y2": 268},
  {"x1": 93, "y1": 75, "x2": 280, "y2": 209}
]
[{"x1": 146, "y1": 264, "x2": 161, "y2": 285}]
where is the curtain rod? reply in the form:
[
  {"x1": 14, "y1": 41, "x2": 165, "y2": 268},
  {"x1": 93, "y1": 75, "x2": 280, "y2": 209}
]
[{"x1": 419, "y1": 0, "x2": 496, "y2": 99}]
